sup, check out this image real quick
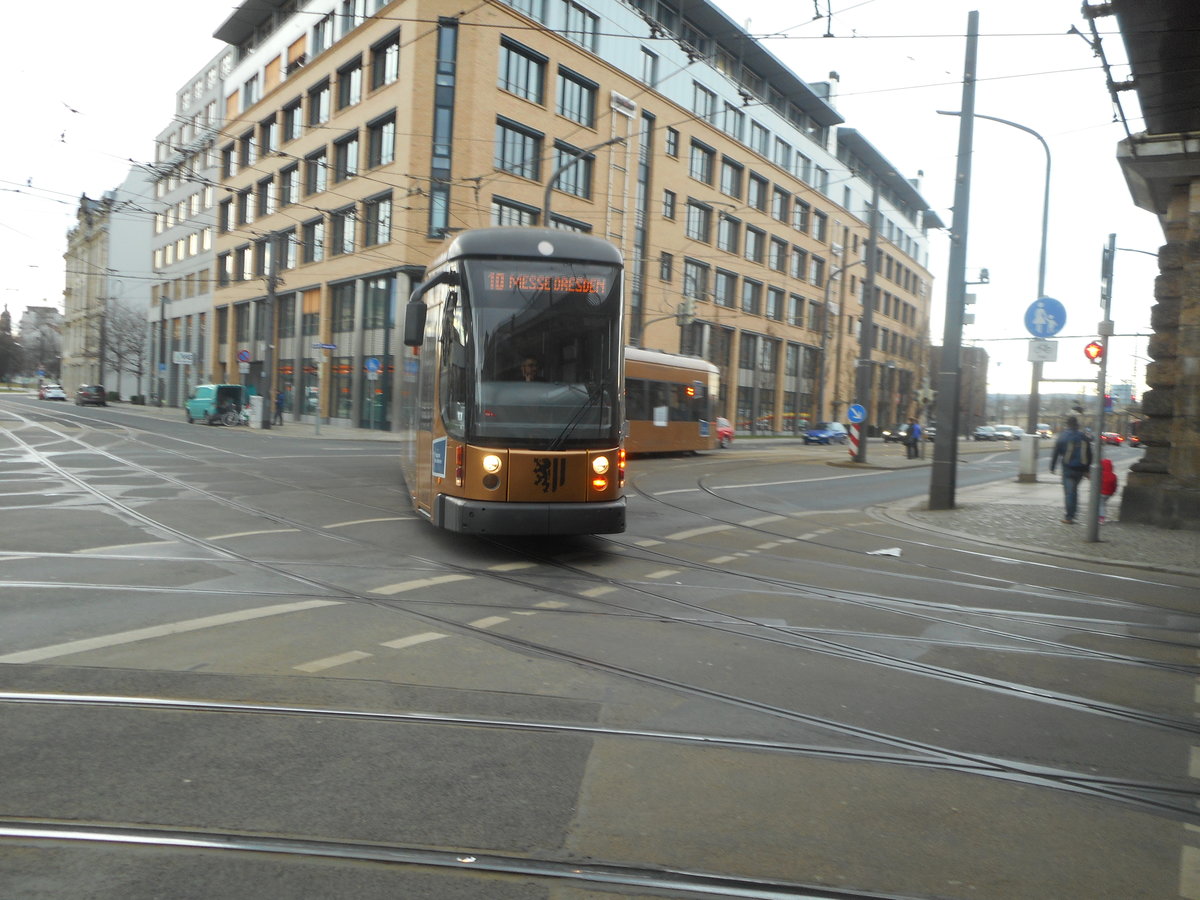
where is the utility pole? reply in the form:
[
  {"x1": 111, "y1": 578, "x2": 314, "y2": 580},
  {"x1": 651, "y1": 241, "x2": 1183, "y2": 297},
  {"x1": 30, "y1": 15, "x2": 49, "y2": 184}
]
[
  {"x1": 1085, "y1": 234, "x2": 1115, "y2": 542},
  {"x1": 854, "y1": 180, "x2": 880, "y2": 463},
  {"x1": 929, "y1": 10, "x2": 979, "y2": 509},
  {"x1": 260, "y1": 232, "x2": 281, "y2": 429}
]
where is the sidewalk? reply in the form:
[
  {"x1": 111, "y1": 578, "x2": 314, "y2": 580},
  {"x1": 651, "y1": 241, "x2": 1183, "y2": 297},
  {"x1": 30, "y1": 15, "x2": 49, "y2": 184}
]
[
  {"x1": 872, "y1": 445, "x2": 1200, "y2": 577},
  {"x1": 98, "y1": 399, "x2": 1200, "y2": 576}
]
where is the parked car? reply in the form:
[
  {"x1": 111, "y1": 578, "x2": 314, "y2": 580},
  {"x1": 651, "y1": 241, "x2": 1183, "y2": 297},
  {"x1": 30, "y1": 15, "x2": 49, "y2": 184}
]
[
  {"x1": 880, "y1": 423, "x2": 908, "y2": 443},
  {"x1": 75, "y1": 384, "x2": 107, "y2": 406},
  {"x1": 1036, "y1": 423, "x2": 1053, "y2": 439},
  {"x1": 1100, "y1": 431, "x2": 1125, "y2": 445},
  {"x1": 993, "y1": 424, "x2": 1025, "y2": 440},
  {"x1": 715, "y1": 416, "x2": 734, "y2": 448},
  {"x1": 39, "y1": 384, "x2": 67, "y2": 401},
  {"x1": 803, "y1": 422, "x2": 849, "y2": 445},
  {"x1": 972, "y1": 425, "x2": 997, "y2": 441}
]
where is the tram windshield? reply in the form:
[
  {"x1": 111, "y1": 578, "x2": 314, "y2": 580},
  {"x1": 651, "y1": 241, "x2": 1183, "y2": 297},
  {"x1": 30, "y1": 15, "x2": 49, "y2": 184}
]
[{"x1": 464, "y1": 258, "x2": 622, "y2": 447}]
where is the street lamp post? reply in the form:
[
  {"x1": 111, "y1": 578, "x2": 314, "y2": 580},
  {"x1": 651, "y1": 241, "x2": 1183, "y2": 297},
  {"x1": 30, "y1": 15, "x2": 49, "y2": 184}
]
[
  {"x1": 157, "y1": 296, "x2": 170, "y2": 407},
  {"x1": 817, "y1": 257, "x2": 865, "y2": 428},
  {"x1": 542, "y1": 136, "x2": 626, "y2": 225},
  {"x1": 937, "y1": 109, "x2": 1050, "y2": 482}
]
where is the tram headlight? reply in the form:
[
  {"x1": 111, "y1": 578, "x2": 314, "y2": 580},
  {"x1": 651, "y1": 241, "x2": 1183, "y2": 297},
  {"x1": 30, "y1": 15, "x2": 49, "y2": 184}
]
[
  {"x1": 592, "y1": 456, "x2": 610, "y2": 475},
  {"x1": 482, "y1": 454, "x2": 503, "y2": 474}
]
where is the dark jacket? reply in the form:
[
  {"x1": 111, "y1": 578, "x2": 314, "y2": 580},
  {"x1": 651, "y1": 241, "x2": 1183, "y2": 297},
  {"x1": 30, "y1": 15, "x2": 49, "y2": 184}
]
[{"x1": 1050, "y1": 427, "x2": 1093, "y2": 474}]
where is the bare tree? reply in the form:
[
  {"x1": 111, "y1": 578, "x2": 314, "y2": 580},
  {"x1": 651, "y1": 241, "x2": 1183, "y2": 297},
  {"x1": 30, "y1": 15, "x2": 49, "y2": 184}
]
[{"x1": 104, "y1": 302, "x2": 149, "y2": 398}]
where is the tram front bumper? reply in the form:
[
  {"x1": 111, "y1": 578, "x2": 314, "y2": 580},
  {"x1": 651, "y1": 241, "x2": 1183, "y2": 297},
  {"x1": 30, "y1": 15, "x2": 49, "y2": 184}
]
[{"x1": 435, "y1": 495, "x2": 626, "y2": 535}]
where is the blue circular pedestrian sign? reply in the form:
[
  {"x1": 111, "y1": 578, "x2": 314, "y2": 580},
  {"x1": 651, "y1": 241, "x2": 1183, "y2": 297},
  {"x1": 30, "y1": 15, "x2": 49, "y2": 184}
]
[
  {"x1": 847, "y1": 404, "x2": 866, "y2": 424},
  {"x1": 365, "y1": 357, "x2": 381, "y2": 373},
  {"x1": 1025, "y1": 297, "x2": 1066, "y2": 338}
]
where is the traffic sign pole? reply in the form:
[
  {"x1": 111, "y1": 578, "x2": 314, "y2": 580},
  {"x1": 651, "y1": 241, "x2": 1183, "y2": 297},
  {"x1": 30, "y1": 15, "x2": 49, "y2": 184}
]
[{"x1": 847, "y1": 404, "x2": 867, "y2": 464}]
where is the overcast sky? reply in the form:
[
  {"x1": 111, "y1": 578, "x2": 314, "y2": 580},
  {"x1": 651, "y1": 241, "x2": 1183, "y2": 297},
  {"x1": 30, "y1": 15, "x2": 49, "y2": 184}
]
[{"x1": 2, "y1": 0, "x2": 1159, "y2": 398}]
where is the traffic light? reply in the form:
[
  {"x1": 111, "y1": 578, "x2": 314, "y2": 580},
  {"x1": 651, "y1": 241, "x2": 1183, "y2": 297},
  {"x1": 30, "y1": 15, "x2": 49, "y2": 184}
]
[
  {"x1": 676, "y1": 297, "x2": 696, "y2": 326},
  {"x1": 1084, "y1": 340, "x2": 1104, "y2": 363}
]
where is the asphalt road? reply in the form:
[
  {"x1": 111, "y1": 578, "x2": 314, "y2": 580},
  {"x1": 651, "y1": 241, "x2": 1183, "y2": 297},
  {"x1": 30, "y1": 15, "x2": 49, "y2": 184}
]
[{"x1": 2, "y1": 396, "x2": 1197, "y2": 899}]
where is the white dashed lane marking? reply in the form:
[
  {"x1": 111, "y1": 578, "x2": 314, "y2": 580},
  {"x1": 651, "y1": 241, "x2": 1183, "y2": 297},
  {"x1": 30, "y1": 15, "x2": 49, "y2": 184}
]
[
  {"x1": 294, "y1": 650, "x2": 373, "y2": 673},
  {"x1": 380, "y1": 632, "x2": 447, "y2": 649},
  {"x1": 369, "y1": 574, "x2": 473, "y2": 595},
  {"x1": 0, "y1": 600, "x2": 343, "y2": 664}
]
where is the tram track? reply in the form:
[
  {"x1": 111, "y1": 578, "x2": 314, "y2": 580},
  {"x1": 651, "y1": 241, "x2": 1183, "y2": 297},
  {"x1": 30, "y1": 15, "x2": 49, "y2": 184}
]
[{"x1": 2, "y1": 407, "x2": 1198, "y2": 822}]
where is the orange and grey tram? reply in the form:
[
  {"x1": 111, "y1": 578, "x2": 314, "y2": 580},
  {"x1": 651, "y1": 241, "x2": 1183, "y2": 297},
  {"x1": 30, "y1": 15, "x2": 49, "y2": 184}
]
[
  {"x1": 399, "y1": 227, "x2": 626, "y2": 535},
  {"x1": 623, "y1": 347, "x2": 720, "y2": 455}
]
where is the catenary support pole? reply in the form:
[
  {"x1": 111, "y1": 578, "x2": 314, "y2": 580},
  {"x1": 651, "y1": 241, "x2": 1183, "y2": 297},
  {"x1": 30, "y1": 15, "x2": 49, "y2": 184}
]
[{"x1": 929, "y1": 10, "x2": 979, "y2": 510}]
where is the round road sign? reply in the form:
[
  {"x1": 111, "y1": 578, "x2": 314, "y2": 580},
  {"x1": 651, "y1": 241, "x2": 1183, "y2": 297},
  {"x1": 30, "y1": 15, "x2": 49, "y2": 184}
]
[{"x1": 847, "y1": 404, "x2": 866, "y2": 424}]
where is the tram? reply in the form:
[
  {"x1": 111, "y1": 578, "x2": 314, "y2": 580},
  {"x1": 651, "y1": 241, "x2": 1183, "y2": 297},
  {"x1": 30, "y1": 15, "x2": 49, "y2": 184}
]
[
  {"x1": 399, "y1": 228, "x2": 626, "y2": 535},
  {"x1": 623, "y1": 347, "x2": 720, "y2": 455}
]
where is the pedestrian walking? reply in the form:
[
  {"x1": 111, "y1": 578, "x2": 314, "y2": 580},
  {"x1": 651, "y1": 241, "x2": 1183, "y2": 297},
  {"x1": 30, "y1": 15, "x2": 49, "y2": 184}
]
[
  {"x1": 904, "y1": 417, "x2": 922, "y2": 459},
  {"x1": 1049, "y1": 415, "x2": 1093, "y2": 524},
  {"x1": 1099, "y1": 457, "x2": 1118, "y2": 523},
  {"x1": 273, "y1": 389, "x2": 286, "y2": 426}
]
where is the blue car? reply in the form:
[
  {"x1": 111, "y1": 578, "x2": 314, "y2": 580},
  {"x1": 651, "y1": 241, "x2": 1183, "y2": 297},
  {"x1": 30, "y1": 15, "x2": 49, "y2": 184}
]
[{"x1": 803, "y1": 422, "x2": 849, "y2": 445}]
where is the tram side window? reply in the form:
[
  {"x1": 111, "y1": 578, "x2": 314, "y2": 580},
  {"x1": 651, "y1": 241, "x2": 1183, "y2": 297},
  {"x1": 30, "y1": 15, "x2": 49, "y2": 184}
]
[
  {"x1": 626, "y1": 378, "x2": 647, "y2": 420},
  {"x1": 439, "y1": 292, "x2": 468, "y2": 437}
]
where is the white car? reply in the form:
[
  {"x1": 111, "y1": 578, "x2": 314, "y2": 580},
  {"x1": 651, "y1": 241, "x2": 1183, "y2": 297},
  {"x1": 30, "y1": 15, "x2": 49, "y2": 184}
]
[{"x1": 40, "y1": 384, "x2": 67, "y2": 401}]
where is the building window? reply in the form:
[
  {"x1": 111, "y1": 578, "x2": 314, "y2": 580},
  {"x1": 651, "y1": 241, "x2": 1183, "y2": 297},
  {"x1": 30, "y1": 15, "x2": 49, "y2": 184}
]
[
  {"x1": 720, "y1": 157, "x2": 742, "y2": 199},
  {"x1": 508, "y1": 0, "x2": 546, "y2": 20},
  {"x1": 495, "y1": 118, "x2": 542, "y2": 180},
  {"x1": 747, "y1": 174, "x2": 768, "y2": 211},
  {"x1": 773, "y1": 138, "x2": 792, "y2": 172},
  {"x1": 279, "y1": 164, "x2": 300, "y2": 207},
  {"x1": 684, "y1": 200, "x2": 712, "y2": 243},
  {"x1": 787, "y1": 294, "x2": 803, "y2": 327},
  {"x1": 332, "y1": 282, "x2": 356, "y2": 332},
  {"x1": 662, "y1": 189, "x2": 676, "y2": 220},
  {"x1": 750, "y1": 120, "x2": 770, "y2": 156},
  {"x1": 281, "y1": 229, "x2": 298, "y2": 270},
  {"x1": 337, "y1": 57, "x2": 363, "y2": 109},
  {"x1": 259, "y1": 114, "x2": 277, "y2": 156},
  {"x1": 305, "y1": 150, "x2": 328, "y2": 195},
  {"x1": 556, "y1": 67, "x2": 596, "y2": 126},
  {"x1": 331, "y1": 206, "x2": 356, "y2": 255},
  {"x1": 218, "y1": 198, "x2": 232, "y2": 233},
  {"x1": 689, "y1": 141, "x2": 714, "y2": 184},
  {"x1": 769, "y1": 237, "x2": 787, "y2": 272},
  {"x1": 308, "y1": 80, "x2": 331, "y2": 126},
  {"x1": 371, "y1": 29, "x2": 400, "y2": 89},
  {"x1": 665, "y1": 127, "x2": 679, "y2": 157},
  {"x1": 367, "y1": 113, "x2": 395, "y2": 168},
  {"x1": 810, "y1": 256, "x2": 826, "y2": 286},
  {"x1": 714, "y1": 270, "x2": 737, "y2": 307},
  {"x1": 313, "y1": 13, "x2": 333, "y2": 54},
  {"x1": 771, "y1": 187, "x2": 789, "y2": 222},
  {"x1": 692, "y1": 82, "x2": 717, "y2": 123},
  {"x1": 717, "y1": 215, "x2": 740, "y2": 253},
  {"x1": 334, "y1": 132, "x2": 359, "y2": 181},
  {"x1": 498, "y1": 38, "x2": 546, "y2": 103},
  {"x1": 659, "y1": 252, "x2": 673, "y2": 281},
  {"x1": 721, "y1": 102, "x2": 744, "y2": 141},
  {"x1": 683, "y1": 259, "x2": 709, "y2": 299},
  {"x1": 282, "y1": 100, "x2": 302, "y2": 142},
  {"x1": 561, "y1": 0, "x2": 599, "y2": 51},
  {"x1": 744, "y1": 226, "x2": 765, "y2": 264},
  {"x1": 552, "y1": 142, "x2": 593, "y2": 198},
  {"x1": 792, "y1": 199, "x2": 810, "y2": 233},
  {"x1": 813, "y1": 211, "x2": 829, "y2": 242},
  {"x1": 808, "y1": 300, "x2": 823, "y2": 331},
  {"x1": 790, "y1": 246, "x2": 808, "y2": 280},
  {"x1": 363, "y1": 193, "x2": 392, "y2": 246},
  {"x1": 302, "y1": 217, "x2": 325, "y2": 263},
  {"x1": 256, "y1": 177, "x2": 275, "y2": 217},
  {"x1": 491, "y1": 196, "x2": 539, "y2": 226},
  {"x1": 641, "y1": 47, "x2": 658, "y2": 86},
  {"x1": 741, "y1": 280, "x2": 762, "y2": 316},
  {"x1": 766, "y1": 286, "x2": 784, "y2": 321}
]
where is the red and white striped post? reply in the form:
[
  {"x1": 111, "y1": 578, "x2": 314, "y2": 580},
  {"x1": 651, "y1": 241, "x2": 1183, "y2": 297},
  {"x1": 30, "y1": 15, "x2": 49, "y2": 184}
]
[{"x1": 848, "y1": 424, "x2": 860, "y2": 460}]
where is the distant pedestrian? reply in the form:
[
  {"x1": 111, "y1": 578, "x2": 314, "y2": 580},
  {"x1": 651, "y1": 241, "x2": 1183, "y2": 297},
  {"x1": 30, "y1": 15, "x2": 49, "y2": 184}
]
[
  {"x1": 1049, "y1": 415, "x2": 1093, "y2": 524},
  {"x1": 904, "y1": 417, "x2": 922, "y2": 459},
  {"x1": 273, "y1": 389, "x2": 286, "y2": 426},
  {"x1": 1099, "y1": 457, "x2": 1118, "y2": 523}
]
